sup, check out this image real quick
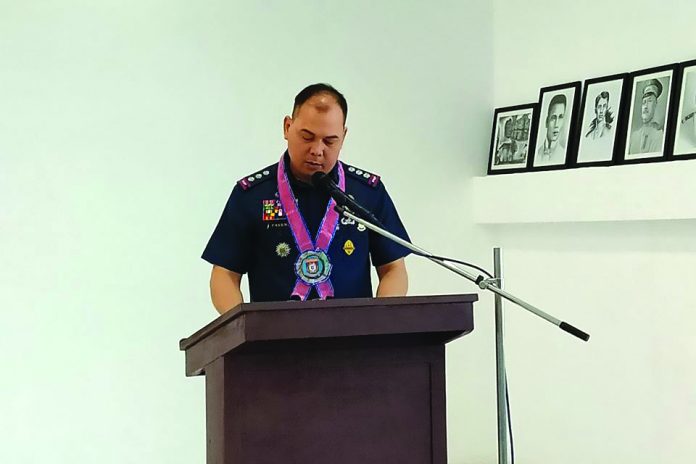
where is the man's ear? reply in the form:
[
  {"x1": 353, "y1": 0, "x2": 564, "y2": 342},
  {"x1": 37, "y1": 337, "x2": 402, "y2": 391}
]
[
  {"x1": 343, "y1": 126, "x2": 348, "y2": 139},
  {"x1": 283, "y1": 116, "x2": 292, "y2": 140}
]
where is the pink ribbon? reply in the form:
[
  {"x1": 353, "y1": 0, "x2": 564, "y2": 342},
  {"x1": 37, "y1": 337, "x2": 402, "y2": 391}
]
[{"x1": 277, "y1": 154, "x2": 345, "y2": 300}]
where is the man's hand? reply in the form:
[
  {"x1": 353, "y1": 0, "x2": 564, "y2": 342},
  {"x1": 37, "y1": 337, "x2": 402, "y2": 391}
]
[
  {"x1": 210, "y1": 265, "x2": 243, "y2": 314},
  {"x1": 375, "y1": 258, "x2": 408, "y2": 297}
]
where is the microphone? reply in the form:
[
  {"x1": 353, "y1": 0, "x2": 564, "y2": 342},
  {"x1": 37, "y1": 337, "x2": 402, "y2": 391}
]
[{"x1": 311, "y1": 172, "x2": 383, "y2": 227}]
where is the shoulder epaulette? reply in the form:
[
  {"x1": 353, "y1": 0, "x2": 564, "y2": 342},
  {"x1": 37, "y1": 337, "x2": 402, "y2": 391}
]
[
  {"x1": 237, "y1": 165, "x2": 276, "y2": 191},
  {"x1": 343, "y1": 163, "x2": 381, "y2": 188}
]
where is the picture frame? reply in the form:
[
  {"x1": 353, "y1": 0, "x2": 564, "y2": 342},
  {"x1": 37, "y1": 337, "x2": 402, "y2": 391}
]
[
  {"x1": 573, "y1": 73, "x2": 629, "y2": 168},
  {"x1": 670, "y1": 59, "x2": 696, "y2": 160},
  {"x1": 530, "y1": 81, "x2": 582, "y2": 171},
  {"x1": 621, "y1": 63, "x2": 679, "y2": 164},
  {"x1": 487, "y1": 103, "x2": 536, "y2": 175}
]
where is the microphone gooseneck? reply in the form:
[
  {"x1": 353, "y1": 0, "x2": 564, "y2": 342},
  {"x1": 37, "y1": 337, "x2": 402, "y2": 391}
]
[{"x1": 311, "y1": 172, "x2": 383, "y2": 227}]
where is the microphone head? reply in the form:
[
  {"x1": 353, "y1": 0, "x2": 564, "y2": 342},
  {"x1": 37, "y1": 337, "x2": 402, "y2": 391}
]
[{"x1": 311, "y1": 171, "x2": 331, "y2": 189}]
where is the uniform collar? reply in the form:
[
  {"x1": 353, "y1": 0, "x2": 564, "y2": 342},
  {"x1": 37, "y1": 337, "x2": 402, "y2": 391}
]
[{"x1": 282, "y1": 151, "x2": 339, "y2": 191}]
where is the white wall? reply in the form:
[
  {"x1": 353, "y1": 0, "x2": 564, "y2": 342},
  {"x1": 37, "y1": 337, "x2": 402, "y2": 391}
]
[
  {"x1": 0, "y1": 1, "x2": 494, "y2": 463},
  {"x1": 487, "y1": 0, "x2": 696, "y2": 462},
  {"x1": 7, "y1": 1, "x2": 687, "y2": 463}
]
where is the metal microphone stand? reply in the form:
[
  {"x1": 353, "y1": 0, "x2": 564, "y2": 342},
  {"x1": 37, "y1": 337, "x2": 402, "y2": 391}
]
[{"x1": 335, "y1": 205, "x2": 590, "y2": 464}]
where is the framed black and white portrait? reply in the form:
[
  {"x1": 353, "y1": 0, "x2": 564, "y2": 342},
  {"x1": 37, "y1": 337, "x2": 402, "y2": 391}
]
[
  {"x1": 487, "y1": 103, "x2": 536, "y2": 175},
  {"x1": 623, "y1": 64, "x2": 678, "y2": 163},
  {"x1": 530, "y1": 82, "x2": 581, "y2": 170},
  {"x1": 672, "y1": 59, "x2": 696, "y2": 159},
  {"x1": 574, "y1": 74, "x2": 628, "y2": 167}
]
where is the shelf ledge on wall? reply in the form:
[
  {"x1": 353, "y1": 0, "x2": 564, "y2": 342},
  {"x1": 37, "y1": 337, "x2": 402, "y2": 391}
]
[{"x1": 472, "y1": 159, "x2": 696, "y2": 224}]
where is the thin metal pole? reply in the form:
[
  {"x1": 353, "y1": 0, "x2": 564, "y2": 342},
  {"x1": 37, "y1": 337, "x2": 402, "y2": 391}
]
[
  {"x1": 494, "y1": 248, "x2": 509, "y2": 464},
  {"x1": 338, "y1": 208, "x2": 590, "y2": 342}
]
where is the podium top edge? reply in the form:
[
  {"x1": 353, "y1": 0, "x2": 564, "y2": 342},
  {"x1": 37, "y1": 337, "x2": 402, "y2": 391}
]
[{"x1": 179, "y1": 294, "x2": 478, "y2": 351}]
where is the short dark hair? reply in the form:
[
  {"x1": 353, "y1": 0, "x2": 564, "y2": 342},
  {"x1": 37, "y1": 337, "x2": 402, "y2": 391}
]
[
  {"x1": 593, "y1": 91, "x2": 614, "y2": 124},
  {"x1": 548, "y1": 94, "x2": 567, "y2": 113},
  {"x1": 293, "y1": 83, "x2": 348, "y2": 123},
  {"x1": 594, "y1": 91, "x2": 610, "y2": 108}
]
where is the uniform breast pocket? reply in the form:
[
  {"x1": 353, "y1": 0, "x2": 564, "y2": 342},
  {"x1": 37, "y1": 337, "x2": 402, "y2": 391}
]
[
  {"x1": 257, "y1": 221, "x2": 297, "y2": 261},
  {"x1": 331, "y1": 221, "x2": 370, "y2": 268}
]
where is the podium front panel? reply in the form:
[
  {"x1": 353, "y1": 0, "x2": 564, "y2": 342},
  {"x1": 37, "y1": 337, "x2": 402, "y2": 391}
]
[{"x1": 207, "y1": 344, "x2": 446, "y2": 464}]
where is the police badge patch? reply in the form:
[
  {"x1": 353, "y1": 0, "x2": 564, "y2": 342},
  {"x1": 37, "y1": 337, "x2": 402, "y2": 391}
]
[
  {"x1": 295, "y1": 250, "x2": 332, "y2": 285},
  {"x1": 343, "y1": 240, "x2": 355, "y2": 256}
]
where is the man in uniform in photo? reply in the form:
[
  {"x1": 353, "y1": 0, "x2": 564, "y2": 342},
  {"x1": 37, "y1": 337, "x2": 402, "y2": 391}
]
[
  {"x1": 536, "y1": 94, "x2": 567, "y2": 165},
  {"x1": 585, "y1": 91, "x2": 614, "y2": 140},
  {"x1": 628, "y1": 79, "x2": 665, "y2": 154},
  {"x1": 678, "y1": 93, "x2": 696, "y2": 148},
  {"x1": 495, "y1": 117, "x2": 516, "y2": 164},
  {"x1": 202, "y1": 84, "x2": 411, "y2": 314}
]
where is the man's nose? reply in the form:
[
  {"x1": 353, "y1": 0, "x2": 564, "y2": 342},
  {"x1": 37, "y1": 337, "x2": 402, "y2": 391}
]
[{"x1": 309, "y1": 141, "x2": 325, "y2": 156}]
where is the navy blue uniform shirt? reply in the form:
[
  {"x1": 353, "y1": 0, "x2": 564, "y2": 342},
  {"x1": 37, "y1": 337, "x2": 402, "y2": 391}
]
[{"x1": 202, "y1": 153, "x2": 411, "y2": 302}]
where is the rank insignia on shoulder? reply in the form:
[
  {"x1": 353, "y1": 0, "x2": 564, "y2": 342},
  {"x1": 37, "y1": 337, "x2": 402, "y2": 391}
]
[
  {"x1": 342, "y1": 162, "x2": 381, "y2": 188},
  {"x1": 238, "y1": 167, "x2": 273, "y2": 190},
  {"x1": 262, "y1": 199, "x2": 285, "y2": 221}
]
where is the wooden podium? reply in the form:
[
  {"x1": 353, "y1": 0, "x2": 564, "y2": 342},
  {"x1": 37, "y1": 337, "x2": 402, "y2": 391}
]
[{"x1": 180, "y1": 294, "x2": 477, "y2": 464}]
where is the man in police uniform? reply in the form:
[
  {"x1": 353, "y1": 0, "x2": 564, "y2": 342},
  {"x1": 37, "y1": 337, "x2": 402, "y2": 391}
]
[
  {"x1": 203, "y1": 84, "x2": 410, "y2": 313},
  {"x1": 535, "y1": 94, "x2": 567, "y2": 165},
  {"x1": 678, "y1": 93, "x2": 696, "y2": 149},
  {"x1": 628, "y1": 79, "x2": 665, "y2": 154}
]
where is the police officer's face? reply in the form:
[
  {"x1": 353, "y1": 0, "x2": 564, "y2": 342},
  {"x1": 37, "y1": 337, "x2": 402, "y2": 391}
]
[
  {"x1": 641, "y1": 94, "x2": 657, "y2": 123},
  {"x1": 545, "y1": 103, "x2": 566, "y2": 143},
  {"x1": 595, "y1": 97, "x2": 608, "y2": 123},
  {"x1": 283, "y1": 95, "x2": 346, "y2": 183}
]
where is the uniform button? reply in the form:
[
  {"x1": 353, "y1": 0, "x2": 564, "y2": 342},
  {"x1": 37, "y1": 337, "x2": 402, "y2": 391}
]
[
  {"x1": 363, "y1": 173, "x2": 370, "y2": 178},
  {"x1": 348, "y1": 166, "x2": 356, "y2": 172},
  {"x1": 247, "y1": 176, "x2": 255, "y2": 182},
  {"x1": 255, "y1": 173, "x2": 262, "y2": 179},
  {"x1": 263, "y1": 170, "x2": 270, "y2": 176},
  {"x1": 356, "y1": 169, "x2": 363, "y2": 175}
]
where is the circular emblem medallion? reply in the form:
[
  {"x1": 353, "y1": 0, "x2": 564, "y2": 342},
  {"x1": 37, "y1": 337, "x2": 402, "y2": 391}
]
[{"x1": 295, "y1": 250, "x2": 332, "y2": 285}]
